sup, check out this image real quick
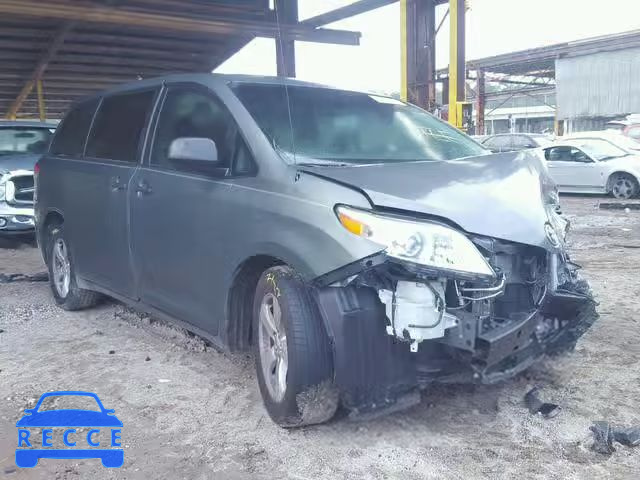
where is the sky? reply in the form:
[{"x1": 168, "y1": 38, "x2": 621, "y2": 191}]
[{"x1": 216, "y1": 0, "x2": 640, "y2": 93}]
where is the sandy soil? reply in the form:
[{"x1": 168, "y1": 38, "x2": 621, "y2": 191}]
[{"x1": 1, "y1": 195, "x2": 639, "y2": 479}]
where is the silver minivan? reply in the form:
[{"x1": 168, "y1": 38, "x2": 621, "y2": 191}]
[{"x1": 36, "y1": 74, "x2": 597, "y2": 427}]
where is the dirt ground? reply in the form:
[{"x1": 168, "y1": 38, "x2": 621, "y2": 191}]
[{"x1": 1, "y1": 195, "x2": 639, "y2": 479}]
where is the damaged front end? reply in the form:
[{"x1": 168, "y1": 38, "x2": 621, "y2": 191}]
[{"x1": 313, "y1": 206, "x2": 597, "y2": 415}]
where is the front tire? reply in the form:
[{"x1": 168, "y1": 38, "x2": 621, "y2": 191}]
[
  {"x1": 46, "y1": 223, "x2": 101, "y2": 310},
  {"x1": 609, "y1": 173, "x2": 639, "y2": 199},
  {"x1": 253, "y1": 266, "x2": 338, "y2": 427}
]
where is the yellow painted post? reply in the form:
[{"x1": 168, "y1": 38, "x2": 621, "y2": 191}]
[
  {"x1": 36, "y1": 79, "x2": 46, "y2": 122},
  {"x1": 400, "y1": 0, "x2": 408, "y2": 102},
  {"x1": 448, "y1": 0, "x2": 459, "y2": 127}
]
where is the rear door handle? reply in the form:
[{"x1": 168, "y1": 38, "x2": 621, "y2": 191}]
[
  {"x1": 110, "y1": 176, "x2": 126, "y2": 192},
  {"x1": 135, "y1": 180, "x2": 152, "y2": 196}
]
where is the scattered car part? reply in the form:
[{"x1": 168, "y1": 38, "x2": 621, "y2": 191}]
[
  {"x1": 0, "y1": 271, "x2": 48, "y2": 283},
  {"x1": 599, "y1": 202, "x2": 640, "y2": 211},
  {"x1": 524, "y1": 386, "x2": 560, "y2": 418},
  {"x1": 590, "y1": 421, "x2": 640, "y2": 454}
]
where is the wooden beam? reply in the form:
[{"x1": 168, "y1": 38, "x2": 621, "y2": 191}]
[
  {"x1": 36, "y1": 79, "x2": 46, "y2": 121},
  {"x1": 275, "y1": 0, "x2": 297, "y2": 78},
  {"x1": 0, "y1": 0, "x2": 361, "y2": 46},
  {"x1": 302, "y1": 0, "x2": 396, "y2": 28},
  {"x1": 6, "y1": 22, "x2": 73, "y2": 119}
]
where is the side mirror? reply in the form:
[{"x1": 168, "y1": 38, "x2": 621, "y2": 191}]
[{"x1": 168, "y1": 137, "x2": 218, "y2": 163}]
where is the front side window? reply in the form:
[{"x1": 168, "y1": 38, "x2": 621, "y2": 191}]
[
  {"x1": 0, "y1": 127, "x2": 54, "y2": 156},
  {"x1": 545, "y1": 146, "x2": 589, "y2": 162},
  {"x1": 86, "y1": 90, "x2": 156, "y2": 163},
  {"x1": 233, "y1": 83, "x2": 486, "y2": 164},
  {"x1": 151, "y1": 87, "x2": 249, "y2": 175},
  {"x1": 564, "y1": 139, "x2": 628, "y2": 161},
  {"x1": 50, "y1": 99, "x2": 99, "y2": 156}
]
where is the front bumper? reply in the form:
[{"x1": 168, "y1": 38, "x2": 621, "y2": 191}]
[
  {"x1": 0, "y1": 201, "x2": 35, "y2": 235},
  {"x1": 314, "y1": 250, "x2": 597, "y2": 414}
]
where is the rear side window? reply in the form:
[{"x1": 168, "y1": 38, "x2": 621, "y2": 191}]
[
  {"x1": 50, "y1": 99, "x2": 99, "y2": 156},
  {"x1": 86, "y1": 90, "x2": 156, "y2": 163}
]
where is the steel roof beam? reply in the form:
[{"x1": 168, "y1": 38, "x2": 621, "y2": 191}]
[
  {"x1": 0, "y1": 0, "x2": 361, "y2": 46},
  {"x1": 6, "y1": 22, "x2": 73, "y2": 119}
]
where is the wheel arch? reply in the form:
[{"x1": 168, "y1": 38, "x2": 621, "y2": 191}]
[
  {"x1": 606, "y1": 170, "x2": 640, "y2": 193},
  {"x1": 39, "y1": 209, "x2": 64, "y2": 263},
  {"x1": 224, "y1": 254, "x2": 286, "y2": 352}
]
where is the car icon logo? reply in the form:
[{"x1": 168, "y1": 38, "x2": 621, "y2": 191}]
[{"x1": 15, "y1": 391, "x2": 123, "y2": 468}]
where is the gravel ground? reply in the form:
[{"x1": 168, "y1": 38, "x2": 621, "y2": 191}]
[{"x1": 1, "y1": 195, "x2": 639, "y2": 479}]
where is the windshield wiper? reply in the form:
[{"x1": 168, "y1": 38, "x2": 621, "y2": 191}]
[{"x1": 297, "y1": 160, "x2": 351, "y2": 167}]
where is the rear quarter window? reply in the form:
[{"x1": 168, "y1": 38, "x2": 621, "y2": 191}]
[
  {"x1": 50, "y1": 99, "x2": 99, "y2": 156},
  {"x1": 86, "y1": 90, "x2": 156, "y2": 163}
]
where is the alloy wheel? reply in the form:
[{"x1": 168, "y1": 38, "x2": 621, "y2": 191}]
[
  {"x1": 612, "y1": 177, "x2": 636, "y2": 199},
  {"x1": 258, "y1": 292, "x2": 288, "y2": 402},
  {"x1": 52, "y1": 238, "x2": 71, "y2": 298}
]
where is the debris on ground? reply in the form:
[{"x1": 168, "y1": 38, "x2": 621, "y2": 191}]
[
  {"x1": 590, "y1": 421, "x2": 640, "y2": 454},
  {"x1": 524, "y1": 387, "x2": 560, "y2": 418},
  {"x1": 0, "y1": 272, "x2": 48, "y2": 283},
  {"x1": 599, "y1": 202, "x2": 640, "y2": 211}
]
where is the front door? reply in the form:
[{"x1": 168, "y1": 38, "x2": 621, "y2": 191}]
[
  {"x1": 130, "y1": 84, "x2": 254, "y2": 335},
  {"x1": 69, "y1": 89, "x2": 158, "y2": 298},
  {"x1": 545, "y1": 146, "x2": 602, "y2": 190}
]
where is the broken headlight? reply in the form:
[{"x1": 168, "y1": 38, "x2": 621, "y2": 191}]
[{"x1": 336, "y1": 206, "x2": 495, "y2": 279}]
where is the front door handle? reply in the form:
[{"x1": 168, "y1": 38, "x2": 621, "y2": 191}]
[
  {"x1": 135, "y1": 180, "x2": 152, "y2": 196},
  {"x1": 110, "y1": 176, "x2": 126, "y2": 192}
]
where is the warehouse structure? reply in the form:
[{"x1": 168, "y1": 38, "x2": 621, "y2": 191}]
[
  {"x1": 438, "y1": 29, "x2": 640, "y2": 135},
  {"x1": 0, "y1": 0, "x2": 467, "y2": 126},
  {"x1": 0, "y1": 0, "x2": 374, "y2": 120}
]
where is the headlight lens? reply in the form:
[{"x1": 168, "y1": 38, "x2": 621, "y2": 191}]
[
  {"x1": 0, "y1": 183, "x2": 5, "y2": 202},
  {"x1": 336, "y1": 206, "x2": 495, "y2": 278}
]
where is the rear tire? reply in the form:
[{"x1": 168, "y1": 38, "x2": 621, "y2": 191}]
[
  {"x1": 253, "y1": 266, "x2": 338, "y2": 427},
  {"x1": 46, "y1": 223, "x2": 101, "y2": 311},
  {"x1": 609, "y1": 173, "x2": 639, "y2": 199}
]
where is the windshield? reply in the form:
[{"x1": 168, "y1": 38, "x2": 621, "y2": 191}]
[
  {"x1": 0, "y1": 127, "x2": 54, "y2": 156},
  {"x1": 232, "y1": 84, "x2": 486, "y2": 164},
  {"x1": 564, "y1": 138, "x2": 629, "y2": 161}
]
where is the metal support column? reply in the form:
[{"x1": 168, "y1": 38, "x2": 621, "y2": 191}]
[
  {"x1": 36, "y1": 79, "x2": 46, "y2": 121},
  {"x1": 476, "y1": 68, "x2": 485, "y2": 135},
  {"x1": 275, "y1": 0, "x2": 298, "y2": 78},
  {"x1": 400, "y1": 0, "x2": 436, "y2": 110},
  {"x1": 448, "y1": 0, "x2": 465, "y2": 127}
]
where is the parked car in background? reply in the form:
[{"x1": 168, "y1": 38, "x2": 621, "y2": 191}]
[
  {"x1": 605, "y1": 119, "x2": 640, "y2": 143},
  {"x1": 561, "y1": 130, "x2": 640, "y2": 153},
  {"x1": 0, "y1": 121, "x2": 56, "y2": 237},
  {"x1": 481, "y1": 133, "x2": 554, "y2": 153},
  {"x1": 36, "y1": 74, "x2": 596, "y2": 427},
  {"x1": 543, "y1": 138, "x2": 640, "y2": 198}
]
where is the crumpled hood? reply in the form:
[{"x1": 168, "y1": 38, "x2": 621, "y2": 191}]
[
  {"x1": 302, "y1": 150, "x2": 559, "y2": 250},
  {"x1": 0, "y1": 153, "x2": 41, "y2": 174}
]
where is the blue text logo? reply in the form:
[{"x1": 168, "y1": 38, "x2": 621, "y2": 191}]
[{"x1": 15, "y1": 391, "x2": 123, "y2": 468}]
